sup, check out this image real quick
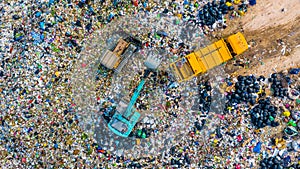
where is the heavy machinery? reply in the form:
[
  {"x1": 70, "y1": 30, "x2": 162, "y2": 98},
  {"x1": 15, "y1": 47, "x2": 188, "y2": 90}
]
[
  {"x1": 99, "y1": 36, "x2": 142, "y2": 74},
  {"x1": 107, "y1": 56, "x2": 161, "y2": 137},
  {"x1": 170, "y1": 32, "x2": 248, "y2": 82}
]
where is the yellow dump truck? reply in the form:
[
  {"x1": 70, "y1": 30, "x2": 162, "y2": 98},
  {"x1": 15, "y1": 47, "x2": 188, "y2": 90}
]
[{"x1": 170, "y1": 32, "x2": 248, "y2": 82}]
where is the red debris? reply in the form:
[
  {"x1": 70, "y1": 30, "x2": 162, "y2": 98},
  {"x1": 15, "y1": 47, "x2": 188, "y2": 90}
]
[{"x1": 132, "y1": 0, "x2": 138, "y2": 7}]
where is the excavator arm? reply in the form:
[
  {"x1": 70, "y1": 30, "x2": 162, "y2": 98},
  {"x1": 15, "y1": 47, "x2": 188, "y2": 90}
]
[{"x1": 124, "y1": 70, "x2": 151, "y2": 118}]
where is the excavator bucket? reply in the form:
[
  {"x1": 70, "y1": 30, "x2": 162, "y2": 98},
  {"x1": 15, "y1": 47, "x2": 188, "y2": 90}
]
[{"x1": 144, "y1": 55, "x2": 161, "y2": 70}]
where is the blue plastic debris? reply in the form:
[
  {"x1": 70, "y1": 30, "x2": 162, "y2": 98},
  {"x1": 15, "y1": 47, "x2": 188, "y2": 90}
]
[
  {"x1": 48, "y1": 0, "x2": 55, "y2": 6},
  {"x1": 253, "y1": 142, "x2": 261, "y2": 153},
  {"x1": 156, "y1": 30, "x2": 168, "y2": 37},
  {"x1": 227, "y1": 81, "x2": 233, "y2": 86},
  {"x1": 39, "y1": 21, "x2": 45, "y2": 30},
  {"x1": 31, "y1": 31, "x2": 44, "y2": 44},
  {"x1": 27, "y1": 127, "x2": 33, "y2": 133},
  {"x1": 113, "y1": 0, "x2": 120, "y2": 6},
  {"x1": 289, "y1": 68, "x2": 300, "y2": 75},
  {"x1": 283, "y1": 156, "x2": 291, "y2": 166},
  {"x1": 168, "y1": 82, "x2": 178, "y2": 89},
  {"x1": 15, "y1": 35, "x2": 24, "y2": 41},
  {"x1": 35, "y1": 11, "x2": 42, "y2": 17},
  {"x1": 97, "y1": 145, "x2": 102, "y2": 150},
  {"x1": 183, "y1": 0, "x2": 189, "y2": 6},
  {"x1": 89, "y1": 6, "x2": 95, "y2": 13},
  {"x1": 108, "y1": 13, "x2": 114, "y2": 21},
  {"x1": 249, "y1": 0, "x2": 256, "y2": 6},
  {"x1": 143, "y1": 1, "x2": 148, "y2": 8}
]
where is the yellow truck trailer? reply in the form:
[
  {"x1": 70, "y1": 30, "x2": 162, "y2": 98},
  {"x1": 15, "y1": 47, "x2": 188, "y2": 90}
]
[{"x1": 170, "y1": 32, "x2": 248, "y2": 82}]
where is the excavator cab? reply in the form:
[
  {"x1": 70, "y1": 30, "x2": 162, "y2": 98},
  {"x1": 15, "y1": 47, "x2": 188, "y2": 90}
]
[{"x1": 108, "y1": 111, "x2": 140, "y2": 137}]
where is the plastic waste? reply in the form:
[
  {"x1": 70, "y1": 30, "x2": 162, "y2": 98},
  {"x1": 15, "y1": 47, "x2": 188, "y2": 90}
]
[
  {"x1": 287, "y1": 120, "x2": 296, "y2": 127},
  {"x1": 289, "y1": 68, "x2": 300, "y2": 74},
  {"x1": 253, "y1": 142, "x2": 262, "y2": 153},
  {"x1": 249, "y1": 0, "x2": 257, "y2": 6},
  {"x1": 283, "y1": 111, "x2": 290, "y2": 117},
  {"x1": 284, "y1": 126, "x2": 298, "y2": 136}
]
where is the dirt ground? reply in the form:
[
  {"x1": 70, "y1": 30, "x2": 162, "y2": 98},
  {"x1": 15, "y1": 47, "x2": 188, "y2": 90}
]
[
  {"x1": 238, "y1": 46, "x2": 300, "y2": 76},
  {"x1": 242, "y1": 0, "x2": 300, "y2": 31},
  {"x1": 222, "y1": 0, "x2": 300, "y2": 77}
]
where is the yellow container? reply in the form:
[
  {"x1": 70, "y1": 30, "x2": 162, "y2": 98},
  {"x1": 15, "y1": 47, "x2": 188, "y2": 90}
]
[
  {"x1": 226, "y1": 2, "x2": 232, "y2": 7},
  {"x1": 136, "y1": 139, "x2": 141, "y2": 145},
  {"x1": 234, "y1": 0, "x2": 241, "y2": 4},
  {"x1": 55, "y1": 71, "x2": 61, "y2": 77},
  {"x1": 283, "y1": 111, "x2": 290, "y2": 117},
  {"x1": 177, "y1": 13, "x2": 182, "y2": 19},
  {"x1": 238, "y1": 10, "x2": 245, "y2": 16}
]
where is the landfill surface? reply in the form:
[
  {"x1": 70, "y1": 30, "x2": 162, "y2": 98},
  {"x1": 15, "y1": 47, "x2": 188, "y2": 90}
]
[{"x1": 0, "y1": 0, "x2": 299, "y2": 169}]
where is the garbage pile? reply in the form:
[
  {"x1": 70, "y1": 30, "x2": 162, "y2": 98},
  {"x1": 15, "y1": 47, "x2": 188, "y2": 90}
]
[
  {"x1": 269, "y1": 73, "x2": 289, "y2": 98},
  {"x1": 226, "y1": 75, "x2": 261, "y2": 107},
  {"x1": 198, "y1": 81, "x2": 212, "y2": 114},
  {"x1": 259, "y1": 155, "x2": 295, "y2": 169},
  {"x1": 250, "y1": 98, "x2": 279, "y2": 128},
  {"x1": 2, "y1": 0, "x2": 300, "y2": 168},
  {"x1": 197, "y1": 0, "x2": 232, "y2": 27}
]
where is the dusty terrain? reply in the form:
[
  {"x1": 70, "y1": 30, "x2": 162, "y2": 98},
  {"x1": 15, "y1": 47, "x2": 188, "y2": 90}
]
[
  {"x1": 222, "y1": 0, "x2": 300, "y2": 77},
  {"x1": 239, "y1": 46, "x2": 300, "y2": 76},
  {"x1": 242, "y1": 0, "x2": 300, "y2": 31}
]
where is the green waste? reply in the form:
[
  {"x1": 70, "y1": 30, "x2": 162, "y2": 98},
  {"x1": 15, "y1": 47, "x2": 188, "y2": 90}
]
[
  {"x1": 51, "y1": 8, "x2": 56, "y2": 16},
  {"x1": 154, "y1": 33, "x2": 160, "y2": 39},
  {"x1": 157, "y1": 13, "x2": 160, "y2": 19},
  {"x1": 51, "y1": 43, "x2": 60, "y2": 52},
  {"x1": 137, "y1": 129, "x2": 142, "y2": 137},
  {"x1": 166, "y1": 101, "x2": 171, "y2": 108},
  {"x1": 87, "y1": 148, "x2": 92, "y2": 155},
  {"x1": 142, "y1": 132, "x2": 146, "y2": 138},
  {"x1": 81, "y1": 133, "x2": 88, "y2": 140},
  {"x1": 15, "y1": 33, "x2": 23, "y2": 38},
  {"x1": 287, "y1": 120, "x2": 296, "y2": 127}
]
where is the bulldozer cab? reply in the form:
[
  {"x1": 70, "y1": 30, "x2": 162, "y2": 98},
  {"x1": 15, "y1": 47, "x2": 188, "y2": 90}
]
[{"x1": 113, "y1": 39, "x2": 129, "y2": 56}]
